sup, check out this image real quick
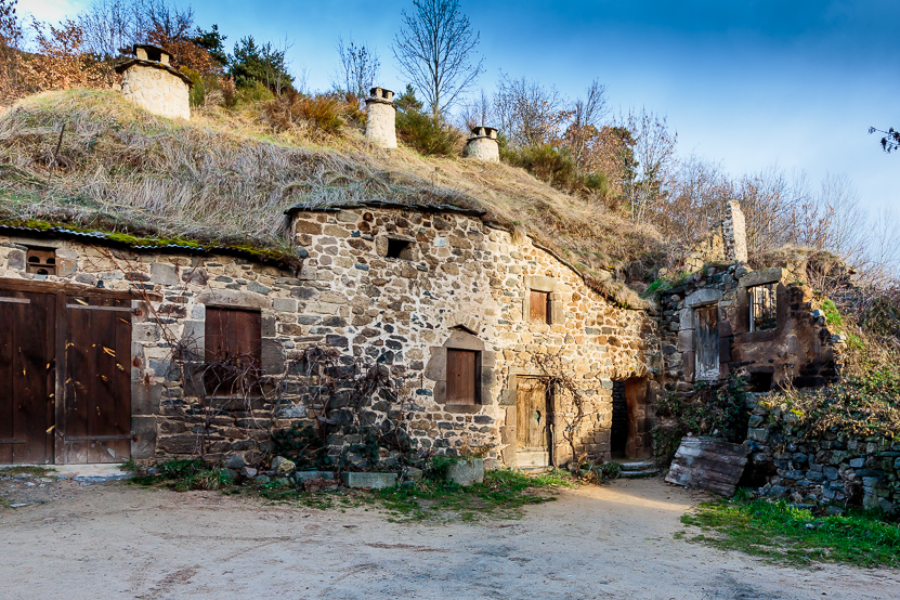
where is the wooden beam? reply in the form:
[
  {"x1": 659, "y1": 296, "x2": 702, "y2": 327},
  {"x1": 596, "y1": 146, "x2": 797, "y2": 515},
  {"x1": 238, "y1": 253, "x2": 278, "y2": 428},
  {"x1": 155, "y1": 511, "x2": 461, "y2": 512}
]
[{"x1": 0, "y1": 278, "x2": 162, "y2": 301}]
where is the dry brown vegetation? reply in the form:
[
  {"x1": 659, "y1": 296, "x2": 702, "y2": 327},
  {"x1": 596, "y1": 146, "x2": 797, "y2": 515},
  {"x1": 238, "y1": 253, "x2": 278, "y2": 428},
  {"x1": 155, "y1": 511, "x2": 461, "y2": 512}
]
[{"x1": 0, "y1": 88, "x2": 665, "y2": 306}]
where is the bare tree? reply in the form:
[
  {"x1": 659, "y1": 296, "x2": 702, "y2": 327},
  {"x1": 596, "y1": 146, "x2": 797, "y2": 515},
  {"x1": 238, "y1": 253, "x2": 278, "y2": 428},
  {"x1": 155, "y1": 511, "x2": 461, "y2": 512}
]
[
  {"x1": 621, "y1": 108, "x2": 678, "y2": 224},
  {"x1": 457, "y1": 88, "x2": 492, "y2": 130},
  {"x1": 392, "y1": 0, "x2": 484, "y2": 120},
  {"x1": 0, "y1": 0, "x2": 25, "y2": 103},
  {"x1": 565, "y1": 79, "x2": 608, "y2": 167},
  {"x1": 493, "y1": 74, "x2": 568, "y2": 147},
  {"x1": 332, "y1": 35, "x2": 380, "y2": 100}
]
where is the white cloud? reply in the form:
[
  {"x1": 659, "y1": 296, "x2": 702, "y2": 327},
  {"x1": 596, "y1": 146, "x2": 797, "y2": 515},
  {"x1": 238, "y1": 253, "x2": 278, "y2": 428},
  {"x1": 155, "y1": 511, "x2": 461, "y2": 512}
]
[{"x1": 20, "y1": 0, "x2": 88, "y2": 23}]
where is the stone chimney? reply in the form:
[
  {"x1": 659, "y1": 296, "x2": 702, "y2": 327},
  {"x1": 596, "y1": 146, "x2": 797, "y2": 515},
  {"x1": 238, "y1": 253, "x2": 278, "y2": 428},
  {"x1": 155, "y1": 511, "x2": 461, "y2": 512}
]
[
  {"x1": 115, "y1": 44, "x2": 192, "y2": 121},
  {"x1": 365, "y1": 87, "x2": 397, "y2": 149},
  {"x1": 465, "y1": 126, "x2": 499, "y2": 162},
  {"x1": 723, "y1": 200, "x2": 748, "y2": 263}
]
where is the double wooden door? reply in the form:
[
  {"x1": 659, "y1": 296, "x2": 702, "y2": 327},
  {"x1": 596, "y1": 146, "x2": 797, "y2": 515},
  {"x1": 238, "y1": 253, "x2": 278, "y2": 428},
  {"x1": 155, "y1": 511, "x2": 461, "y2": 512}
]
[
  {"x1": 0, "y1": 286, "x2": 132, "y2": 464},
  {"x1": 516, "y1": 378, "x2": 552, "y2": 469}
]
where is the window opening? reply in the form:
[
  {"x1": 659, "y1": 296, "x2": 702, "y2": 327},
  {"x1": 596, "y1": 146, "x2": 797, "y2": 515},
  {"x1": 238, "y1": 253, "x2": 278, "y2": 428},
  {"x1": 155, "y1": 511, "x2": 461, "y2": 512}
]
[
  {"x1": 204, "y1": 307, "x2": 262, "y2": 397},
  {"x1": 749, "y1": 284, "x2": 777, "y2": 331},
  {"x1": 748, "y1": 371, "x2": 774, "y2": 392},
  {"x1": 386, "y1": 238, "x2": 415, "y2": 260},
  {"x1": 529, "y1": 290, "x2": 551, "y2": 324},
  {"x1": 26, "y1": 248, "x2": 57, "y2": 275},
  {"x1": 446, "y1": 349, "x2": 480, "y2": 404}
]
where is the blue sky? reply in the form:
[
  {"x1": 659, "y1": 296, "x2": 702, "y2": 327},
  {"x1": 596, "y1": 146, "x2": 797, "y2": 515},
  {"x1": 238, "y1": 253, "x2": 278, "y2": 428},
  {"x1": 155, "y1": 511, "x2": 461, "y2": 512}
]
[{"x1": 26, "y1": 0, "x2": 900, "y2": 215}]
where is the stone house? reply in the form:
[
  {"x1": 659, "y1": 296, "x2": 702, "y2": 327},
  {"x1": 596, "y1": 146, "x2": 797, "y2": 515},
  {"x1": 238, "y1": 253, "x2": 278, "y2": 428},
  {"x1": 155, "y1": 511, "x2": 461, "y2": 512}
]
[{"x1": 0, "y1": 204, "x2": 661, "y2": 469}]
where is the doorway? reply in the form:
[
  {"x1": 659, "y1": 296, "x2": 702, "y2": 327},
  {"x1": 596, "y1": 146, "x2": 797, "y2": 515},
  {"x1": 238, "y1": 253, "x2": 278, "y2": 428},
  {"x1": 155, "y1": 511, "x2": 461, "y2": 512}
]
[
  {"x1": 515, "y1": 377, "x2": 552, "y2": 469},
  {"x1": 609, "y1": 377, "x2": 653, "y2": 460},
  {"x1": 0, "y1": 281, "x2": 133, "y2": 465}
]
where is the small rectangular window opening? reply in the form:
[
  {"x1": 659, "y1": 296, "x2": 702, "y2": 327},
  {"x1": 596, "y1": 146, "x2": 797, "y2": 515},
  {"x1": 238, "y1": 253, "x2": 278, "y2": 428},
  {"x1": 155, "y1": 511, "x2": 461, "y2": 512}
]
[
  {"x1": 26, "y1": 248, "x2": 57, "y2": 275},
  {"x1": 748, "y1": 371, "x2": 774, "y2": 392},
  {"x1": 529, "y1": 290, "x2": 551, "y2": 325},
  {"x1": 386, "y1": 238, "x2": 415, "y2": 260},
  {"x1": 750, "y1": 284, "x2": 777, "y2": 331},
  {"x1": 446, "y1": 349, "x2": 480, "y2": 405}
]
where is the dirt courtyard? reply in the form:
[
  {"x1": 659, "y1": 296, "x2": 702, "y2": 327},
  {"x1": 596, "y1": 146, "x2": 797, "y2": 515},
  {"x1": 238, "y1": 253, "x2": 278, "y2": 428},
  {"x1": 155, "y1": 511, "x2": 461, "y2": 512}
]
[{"x1": 1, "y1": 478, "x2": 898, "y2": 600}]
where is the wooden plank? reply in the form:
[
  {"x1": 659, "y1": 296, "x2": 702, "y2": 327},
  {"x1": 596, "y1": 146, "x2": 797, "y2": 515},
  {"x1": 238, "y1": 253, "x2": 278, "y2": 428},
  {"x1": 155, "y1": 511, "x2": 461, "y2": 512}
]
[
  {"x1": 113, "y1": 298, "x2": 132, "y2": 460},
  {"x1": 65, "y1": 304, "x2": 133, "y2": 312},
  {"x1": 54, "y1": 292, "x2": 66, "y2": 465},
  {"x1": 0, "y1": 294, "x2": 15, "y2": 464},
  {"x1": 0, "y1": 278, "x2": 161, "y2": 301},
  {"x1": 446, "y1": 349, "x2": 476, "y2": 405},
  {"x1": 16, "y1": 293, "x2": 54, "y2": 464},
  {"x1": 65, "y1": 296, "x2": 92, "y2": 464},
  {"x1": 91, "y1": 297, "x2": 119, "y2": 463},
  {"x1": 665, "y1": 437, "x2": 749, "y2": 497},
  {"x1": 695, "y1": 305, "x2": 719, "y2": 381}
]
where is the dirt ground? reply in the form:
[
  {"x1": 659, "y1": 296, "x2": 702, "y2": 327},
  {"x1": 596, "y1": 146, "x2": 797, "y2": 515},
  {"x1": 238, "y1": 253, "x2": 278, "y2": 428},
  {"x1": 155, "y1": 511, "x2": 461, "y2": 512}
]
[{"x1": 1, "y1": 477, "x2": 898, "y2": 600}]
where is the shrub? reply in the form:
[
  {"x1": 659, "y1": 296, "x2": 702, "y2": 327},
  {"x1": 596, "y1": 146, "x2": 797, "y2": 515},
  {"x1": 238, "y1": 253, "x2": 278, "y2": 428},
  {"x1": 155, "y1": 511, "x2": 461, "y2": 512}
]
[
  {"x1": 502, "y1": 143, "x2": 579, "y2": 191},
  {"x1": 264, "y1": 91, "x2": 347, "y2": 135},
  {"x1": 395, "y1": 110, "x2": 463, "y2": 157}
]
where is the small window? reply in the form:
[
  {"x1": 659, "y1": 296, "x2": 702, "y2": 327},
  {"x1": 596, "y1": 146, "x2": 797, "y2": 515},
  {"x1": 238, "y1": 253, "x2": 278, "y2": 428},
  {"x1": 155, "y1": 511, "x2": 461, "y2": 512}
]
[
  {"x1": 446, "y1": 349, "x2": 480, "y2": 405},
  {"x1": 204, "y1": 307, "x2": 262, "y2": 396},
  {"x1": 26, "y1": 248, "x2": 56, "y2": 275},
  {"x1": 749, "y1": 284, "x2": 777, "y2": 331},
  {"x1": 386, "y1": 238, "x2": 415, "y2": 260},
  {"x1": 530, "y1": 290, "x2": 551, "y2": 324}
]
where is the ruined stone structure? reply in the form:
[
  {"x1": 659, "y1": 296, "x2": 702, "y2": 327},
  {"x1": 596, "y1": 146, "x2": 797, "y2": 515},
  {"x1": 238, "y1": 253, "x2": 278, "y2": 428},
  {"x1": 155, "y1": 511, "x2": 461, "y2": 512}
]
[
  {"x1": 465, "y1": 127, "x2": 500, "y2": 162},
  {"x1": 365, "y1": 87, "x2": 397, "y2": 149},
  {"x1": 115, "y1": 45, "x2": 192, "y2": 121},
  {"x1": 659, "y1": 264, "x2": 840, "y2": 392},
  {"x1": 0, "y1": 205, "x2": 660, "y2": 468},
  {"x1": 681, "y1": 200, "x2": 748, "y2": 272}
]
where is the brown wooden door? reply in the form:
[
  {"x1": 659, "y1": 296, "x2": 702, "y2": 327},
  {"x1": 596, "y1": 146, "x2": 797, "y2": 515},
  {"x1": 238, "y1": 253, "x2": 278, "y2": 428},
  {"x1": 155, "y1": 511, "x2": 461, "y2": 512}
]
[
  {"x1": 64, "y1": 297, "x2": 132, "y2": 463},
  {"x1": 530, "y1": 291, "x2": 550, "y2": 324},
  {"x1": 0, "y1": 292, "x2": 56, "y2": 464},
  {"x1": 695, "y1": 305, "x2": 720, "y2": 381},
  {"x1": 446, "y1": 349, "x2": 477, "y2": 405},
  {"x1": 204, "y1": 307, "x2": 262, "y2": 396},
  {"x1": 516, "y1": 378, "x2": 551, "y2": 468}
]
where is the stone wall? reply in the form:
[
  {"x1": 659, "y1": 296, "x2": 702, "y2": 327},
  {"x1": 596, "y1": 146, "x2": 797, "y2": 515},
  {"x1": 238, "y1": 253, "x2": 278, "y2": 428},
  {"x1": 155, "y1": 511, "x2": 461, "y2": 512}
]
[
  {"x1": 1, "y1": 204, "x2": 662, "y2": 468},
  {"x1": 746, "y1": 394, "x2": 900, "y2": 513},
  {"x1": 291, "y1": 206, "x2": 661, "y2": 465},
  {"x1": 659, "y1": 264, "x2": 840, "y2": 392},
  {"x1": 120, "y1": 65, "x2": 190, "y2": 120}
]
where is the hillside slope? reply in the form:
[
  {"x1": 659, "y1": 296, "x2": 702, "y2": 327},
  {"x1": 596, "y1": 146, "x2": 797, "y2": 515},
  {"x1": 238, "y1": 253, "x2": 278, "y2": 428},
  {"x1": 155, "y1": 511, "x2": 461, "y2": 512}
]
[{"x1": 0, "y1": 89, "x2": 666, "y2": 304}]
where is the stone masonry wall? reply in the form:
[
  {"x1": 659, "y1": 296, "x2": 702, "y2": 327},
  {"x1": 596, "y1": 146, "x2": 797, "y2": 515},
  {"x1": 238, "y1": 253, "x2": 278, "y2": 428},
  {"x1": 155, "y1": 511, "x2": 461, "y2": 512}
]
[
  {"x1": 746, "y1": 394, "x2": 900, "y2": 513},
  {"x1": 120, "y1": 65, "x2": 190, "y2": 120},
  {"x1": 291, "y1": 207, "x2": 662, "y2": 466},
  {"x1": 1, "y1": 206, "x2": 661, "y2": 469}
]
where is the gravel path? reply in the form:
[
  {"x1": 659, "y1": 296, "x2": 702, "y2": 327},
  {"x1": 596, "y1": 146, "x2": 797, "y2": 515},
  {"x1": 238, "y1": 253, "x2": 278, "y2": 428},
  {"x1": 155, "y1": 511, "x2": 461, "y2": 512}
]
[{"x1": 1, "y1": 477, "x2": 897, "y2": 599}]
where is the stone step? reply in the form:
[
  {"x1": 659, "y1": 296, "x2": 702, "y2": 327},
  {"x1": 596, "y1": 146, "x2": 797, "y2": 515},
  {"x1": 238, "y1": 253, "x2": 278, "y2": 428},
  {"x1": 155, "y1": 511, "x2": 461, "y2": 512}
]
[
  {"x1": 619, "y1": 461, "x2": 655, "y2": 471},
  {"x1": 618, "y1": 469, "x2": 659, "y2": 479}
]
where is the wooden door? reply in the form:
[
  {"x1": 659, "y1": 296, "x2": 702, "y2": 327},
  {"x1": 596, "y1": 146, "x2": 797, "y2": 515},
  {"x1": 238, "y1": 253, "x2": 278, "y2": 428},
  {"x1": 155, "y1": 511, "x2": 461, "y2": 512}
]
[
  {"x1": 204, "y1": 307, "x2": 262, "y2": 397},
  {"x1": 446, "y1": 349, "x2": 477, "y2": 405},
  {"x1": 530, "y1": 291, "x2": 550, "y2": 324},
  {"x1": 64, "y1": 297, "x2": 132, "y2": 463},
  {"x1": 0, "y1": 292, "x2": 56, "y2": 464},
  {"x1": 695, "y1": 305, "x2": 720, "y2": 381},
  {"x1": 516, "y1": 378, "x2": 551, "y2": 468}
]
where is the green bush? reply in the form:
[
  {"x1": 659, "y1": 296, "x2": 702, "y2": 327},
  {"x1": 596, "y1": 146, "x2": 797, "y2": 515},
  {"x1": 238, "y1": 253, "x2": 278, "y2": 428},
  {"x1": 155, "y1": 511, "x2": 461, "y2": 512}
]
[
  {"x1": 395, "y1": 110, "x2": 462, "y2": 157},
  {"x1": 502, "y1": 143, "x2": 579, "y2": 191}
]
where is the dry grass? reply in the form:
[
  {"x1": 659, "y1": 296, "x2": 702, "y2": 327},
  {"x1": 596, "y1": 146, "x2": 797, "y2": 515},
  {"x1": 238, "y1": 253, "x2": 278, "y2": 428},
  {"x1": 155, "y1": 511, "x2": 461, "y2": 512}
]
[{"x1": 0, "y1": 89, "x2": 665, "y2": 305}]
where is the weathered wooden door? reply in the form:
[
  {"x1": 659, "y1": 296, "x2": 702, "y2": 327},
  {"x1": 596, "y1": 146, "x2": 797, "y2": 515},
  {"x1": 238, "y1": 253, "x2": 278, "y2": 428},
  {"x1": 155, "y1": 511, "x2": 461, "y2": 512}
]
[
  {"x1": 64, "y1": 297, "x2": 132, "y2": 463},
  {"x1": 516, "y1": 378, "x2": 551, "y2": 468},
  {"x1": 695, "y1": 305, "x2": 720, "y2": 381},
  {"x1": 0, "y1": 292, "x2": 56, "y2": 464},
  {"x1": 446, "y1": 349, "x2": 477, "y2": 405}
]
